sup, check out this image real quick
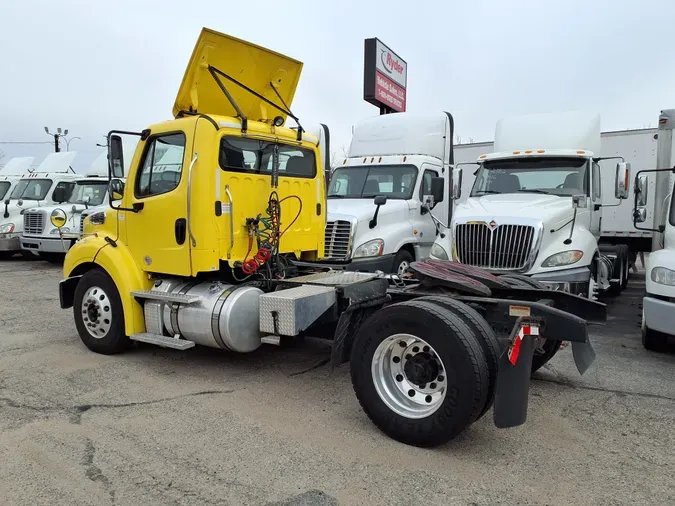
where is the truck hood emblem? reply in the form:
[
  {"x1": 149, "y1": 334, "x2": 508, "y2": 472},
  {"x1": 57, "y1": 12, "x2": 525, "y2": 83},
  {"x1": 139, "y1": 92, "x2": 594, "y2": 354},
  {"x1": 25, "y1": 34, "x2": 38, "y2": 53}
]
[{"x1": 489, "y1": 220, "x2": 498, "y2": 230}]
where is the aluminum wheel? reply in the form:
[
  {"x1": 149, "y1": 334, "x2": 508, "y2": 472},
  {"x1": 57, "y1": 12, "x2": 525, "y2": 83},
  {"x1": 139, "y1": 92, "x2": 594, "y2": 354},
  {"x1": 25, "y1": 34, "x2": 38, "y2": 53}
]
[
  {"x1": 397, "y1": 260, "x2": 410, "y2": 275},
  {"x1": 80, "y1": 285, "x2": 113, "y2": 339},
  {"x1": 371, "y1": 333, "x2": 447, "y2": 419}
]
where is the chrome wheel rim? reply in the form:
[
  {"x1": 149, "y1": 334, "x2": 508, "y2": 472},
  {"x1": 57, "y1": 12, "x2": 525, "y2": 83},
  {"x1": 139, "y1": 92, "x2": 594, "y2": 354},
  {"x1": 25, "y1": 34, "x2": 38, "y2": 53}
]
[
  {"x1": 397, "y1": 260, "x2": 410, "y2": 275},
  {"x1": 81, "y1": 286, "x2": 112, "y2": 339},
  {"x1": 371, "y1": 333, "x2": 447, "y2": 419}
]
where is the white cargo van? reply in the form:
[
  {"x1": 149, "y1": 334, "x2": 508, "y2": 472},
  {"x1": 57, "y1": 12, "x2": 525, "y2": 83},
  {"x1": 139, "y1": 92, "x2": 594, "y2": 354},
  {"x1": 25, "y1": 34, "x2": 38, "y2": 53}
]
[{"x1": 317, "y1": 112, "x2": 455, "y2": 274}]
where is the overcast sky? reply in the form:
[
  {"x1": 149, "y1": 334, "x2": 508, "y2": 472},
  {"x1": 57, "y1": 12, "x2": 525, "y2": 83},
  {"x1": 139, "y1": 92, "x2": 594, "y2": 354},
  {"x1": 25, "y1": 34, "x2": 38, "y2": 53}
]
[{"x1": 1, "y1": 0, "x2": 674, "y2": 172}]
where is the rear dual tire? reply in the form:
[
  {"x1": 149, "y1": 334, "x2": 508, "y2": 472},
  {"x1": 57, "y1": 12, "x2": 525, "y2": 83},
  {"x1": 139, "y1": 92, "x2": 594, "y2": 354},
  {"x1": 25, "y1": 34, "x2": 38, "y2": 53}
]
[{"x1": 350, "y1": 299, "x2": 492, "y2": 447}]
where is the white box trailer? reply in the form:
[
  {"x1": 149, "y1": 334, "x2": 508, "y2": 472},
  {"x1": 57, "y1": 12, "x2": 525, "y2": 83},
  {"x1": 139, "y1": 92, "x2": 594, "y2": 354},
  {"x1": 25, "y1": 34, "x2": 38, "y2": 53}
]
[{"x1": 452, "y1": 127, "x2": 658, "y2": 256}]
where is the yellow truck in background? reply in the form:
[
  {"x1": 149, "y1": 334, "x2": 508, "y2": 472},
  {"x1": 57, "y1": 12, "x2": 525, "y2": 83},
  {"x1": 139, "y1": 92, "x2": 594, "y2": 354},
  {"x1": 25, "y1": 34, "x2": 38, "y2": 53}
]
[{"x1": 55, "y1": 27, "x2": 606, "y2": 448}]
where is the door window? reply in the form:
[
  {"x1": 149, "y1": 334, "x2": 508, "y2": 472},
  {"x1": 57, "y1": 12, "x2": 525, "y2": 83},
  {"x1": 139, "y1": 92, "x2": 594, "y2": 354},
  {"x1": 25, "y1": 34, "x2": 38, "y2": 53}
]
[
  {"x1": 592, "y1": 162, "x2": 601, "y2": 200},
  {"x1": 419, "y1": 169, "x2": 439, "y2": 201},
  {"x1": 135, "y1": 133, "x2": 187, "y2": 198}
]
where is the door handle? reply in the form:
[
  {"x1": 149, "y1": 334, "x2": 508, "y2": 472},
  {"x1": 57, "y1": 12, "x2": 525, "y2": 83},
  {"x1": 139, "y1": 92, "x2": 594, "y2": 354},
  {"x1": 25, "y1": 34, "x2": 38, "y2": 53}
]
[{"x1": 175, "y1": 218, "x2": 187, "y2": 245}]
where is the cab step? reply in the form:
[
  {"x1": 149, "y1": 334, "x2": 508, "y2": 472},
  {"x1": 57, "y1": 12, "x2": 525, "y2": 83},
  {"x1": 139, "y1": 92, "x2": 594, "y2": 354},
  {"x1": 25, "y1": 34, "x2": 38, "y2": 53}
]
[
  {"x1": 131, "y1": 290, "x2": 201, "y2": 304},
  {"x1": 130, "y1": 332, "x2": 196, "y2": 350}
]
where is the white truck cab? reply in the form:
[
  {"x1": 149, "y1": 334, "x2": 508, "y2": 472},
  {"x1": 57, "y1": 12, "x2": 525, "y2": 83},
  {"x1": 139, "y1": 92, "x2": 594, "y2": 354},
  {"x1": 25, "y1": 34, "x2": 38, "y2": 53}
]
[
  {"x1": 322, "y1": 112, "x2": 454, "y2": 274},
  {"x1": 634, "y1": 109, "x2": 675, "y2": 351},
  {"x1": 0, "y1": 152, "x2": 82, "y2": 259},
  {"x1": 0, "y1": 157, "x2": 35, "y2": 259},
  {"x1": 431, "y1": 111, "x2": 631, "y2": 299},
  {"x1": 20, "y1": 151, "x2": 110, "y2": 260}
]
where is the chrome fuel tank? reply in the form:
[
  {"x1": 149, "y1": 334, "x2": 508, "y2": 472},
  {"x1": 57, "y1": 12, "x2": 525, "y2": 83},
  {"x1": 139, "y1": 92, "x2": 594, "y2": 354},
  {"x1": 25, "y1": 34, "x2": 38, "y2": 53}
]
[{"x1": 155, "y1": 280, "x2": 264, "y2": 353}]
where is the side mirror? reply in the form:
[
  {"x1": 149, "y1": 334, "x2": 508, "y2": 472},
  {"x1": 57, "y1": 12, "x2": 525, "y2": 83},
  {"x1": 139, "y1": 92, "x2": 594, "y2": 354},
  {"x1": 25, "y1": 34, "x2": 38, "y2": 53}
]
[
  {"x1": 615, "y1": 162, "x2": 631, "y2": 199},
  {"x1": 83, "y1": 195, "x2": 91, "y2": 204},
  {"x1": 452, "y1": 167, "x2": 463, "y2": 200},
  {"x1": 634, "y1": 207, "x2": 647, "y2": 223},
  {"x1": 110, "y1": 178, "x2": 125, "y2": 200},
  {"x1": 635, "y1": 174, "x2": 648, "y2": 207},
  {"x1": 52, "y1": 187, "x2": 68, "y2": 204},
  {"x1": 430, "y1": 177, "x2": 444, "y2": 204},
  {"x1": 572, "y1": 195, "x2": 588, "y2": 209},
  {"x1": 373, "y1": 195, "x2": 387, "y2": 206},
  {"x1": 109, "y1": 135, "x2": 125, "y2": 179}
]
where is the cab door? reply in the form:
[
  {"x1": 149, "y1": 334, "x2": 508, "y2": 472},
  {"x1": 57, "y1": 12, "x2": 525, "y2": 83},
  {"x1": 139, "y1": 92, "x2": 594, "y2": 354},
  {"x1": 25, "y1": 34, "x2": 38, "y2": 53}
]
[
  {"x1": 123, "y1": 129, "x2": 192, "y2": 276},
  {"x1": 590, "y1": 161, "x2": 602, "y2": 238},
  {"x1": 415, "y1": 164, "x2": 442, "y2": 256}
]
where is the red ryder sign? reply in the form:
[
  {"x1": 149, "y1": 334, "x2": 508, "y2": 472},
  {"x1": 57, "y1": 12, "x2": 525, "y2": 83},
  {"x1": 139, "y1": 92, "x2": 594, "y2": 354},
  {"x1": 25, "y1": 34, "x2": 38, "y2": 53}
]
[{"x1": 363, "y1": 38, "x2": 407, "y2": 113}]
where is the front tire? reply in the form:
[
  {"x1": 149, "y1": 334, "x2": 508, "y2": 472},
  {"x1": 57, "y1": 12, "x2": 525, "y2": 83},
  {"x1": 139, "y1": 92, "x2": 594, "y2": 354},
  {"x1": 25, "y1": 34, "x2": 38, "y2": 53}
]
[
  {"x1": 350, "y1": 300, "x2": 489, "y2": 447},
  {"x1": 642, "y1": 309, "x2": 668, "y2": 352},
  {"x1": 73, "y1": 268, "x2": 129, "y2": 355},
  {"x1": 393, "y1": 249, "x2": 414, "y2": 276}
]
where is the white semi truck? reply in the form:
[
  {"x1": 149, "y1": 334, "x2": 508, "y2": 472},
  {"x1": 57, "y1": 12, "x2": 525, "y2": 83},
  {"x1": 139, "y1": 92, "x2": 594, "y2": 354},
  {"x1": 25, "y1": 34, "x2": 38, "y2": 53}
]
[
  {"x1": 20, "y1": 151, "x2": 110, "y2": 262},
  {"x1": 0, "y1": 152, "x2": 84, "y2": 260},
  {"x1": 429, "y1": 110, "x2": 634, "y2": 299},
  {"x1": 0, "y1": 157, "x2": 35, "y2": 259},
  {"x1": 632, "y1": 109, "x2": 675, "y2": 351},
  {"x1": 320, "y1": 112, "x2": 455, "y2": 275}
]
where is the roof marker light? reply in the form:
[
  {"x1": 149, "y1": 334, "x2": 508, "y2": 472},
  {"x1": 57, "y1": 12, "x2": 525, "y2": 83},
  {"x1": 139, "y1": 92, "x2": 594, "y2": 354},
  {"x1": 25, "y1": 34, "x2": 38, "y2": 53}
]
[
  {"x1": 479, "y1": 154, "x2": 487, "y2": 159},
  {"x1": 577, "y1": 150, "x2": 585, "y2": 155},
  {"x1": 513, "y1": 151, "x2": 521, "y2": 155},
  {"x1": 403, "y1": 156, "x2": 407, "y2": 162},
  {"x1": 525, "y1": 150, "x2": 533, "y2": 154},
  {"x1": 378, "y1": 156, "x2": 382, "y2": 163},
  {"x1": 537, "y1": 149, "x2": 545, "y2": 153}
]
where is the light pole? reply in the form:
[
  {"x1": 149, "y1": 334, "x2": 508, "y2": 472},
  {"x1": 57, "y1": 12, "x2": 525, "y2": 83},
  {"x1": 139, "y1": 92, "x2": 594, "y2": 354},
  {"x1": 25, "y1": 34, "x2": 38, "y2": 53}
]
[
  {"x1": 62, "y1": 136, "x2": 81, "y2": 151},
  {"x1": 44, "y1": 127, "x2": 68, "y2": 153}
]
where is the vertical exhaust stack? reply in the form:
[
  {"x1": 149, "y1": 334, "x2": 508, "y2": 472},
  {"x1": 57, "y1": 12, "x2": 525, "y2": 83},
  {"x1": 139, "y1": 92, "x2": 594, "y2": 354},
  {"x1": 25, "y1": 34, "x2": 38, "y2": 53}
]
[{"x1": 652, "y1": 109, "x2": 675, "y2": 252}]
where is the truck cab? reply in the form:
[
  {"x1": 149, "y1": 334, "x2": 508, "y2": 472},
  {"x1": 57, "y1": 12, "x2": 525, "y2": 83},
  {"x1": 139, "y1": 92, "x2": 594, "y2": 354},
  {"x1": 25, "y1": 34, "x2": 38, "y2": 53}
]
[
  {"x1": 323, "y1": 112, "x2": 455, "y2": 275},
  {"x1": 430, "y1": 111, "x2": 631, "y2": 299},
  {"x1": 0, "y1": 157, "x2": 35, "y2": 259},
  {"x1": 0, "y1": 152, "x2": 80, "y2": 259}
]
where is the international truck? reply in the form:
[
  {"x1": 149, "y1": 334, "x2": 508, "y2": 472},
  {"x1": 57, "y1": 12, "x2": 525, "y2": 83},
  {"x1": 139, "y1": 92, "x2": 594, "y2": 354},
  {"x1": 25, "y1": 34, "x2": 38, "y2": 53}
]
[
  {"x1": 320, "y1": 112, "x2": 455, "y2": 275},
  {"x1": 632, "y1": 109, "x2": 675, "y2": 351},
  {"x1": 0, "y1": 151, "x2": 82, "y2": 260},
  {"x1": 20, "y1": 151, "x2": 110, "y2": 262},
  {"x1": 55, "y1": 27, "x2": 605, "y2": 448},
  {"x1": 429, "y1": 111, "x2": 638, "y2": 301}
]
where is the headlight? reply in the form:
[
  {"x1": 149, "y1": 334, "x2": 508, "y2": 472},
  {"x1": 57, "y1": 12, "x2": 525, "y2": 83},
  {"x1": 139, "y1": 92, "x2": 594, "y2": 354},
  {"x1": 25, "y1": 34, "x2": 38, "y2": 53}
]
[
  {"x1": 0, "y1": 223, "x2": 15, "y2": 234},
  {"x1": 89, "y1": 211, "x2": 106, "y2": 225},
  {"x1": 353, "y1": 239, "x2": 384, "y2": 258},
  {"x1": 430, "y1": 243, "x2": 448, "y2": 260},
  {"x1": 541, "y1": 250, "x2": 583, "y2": 268},
  {"x1": 50, "y1": 227, "x2": 70, "y2": 234},
  {"x1": 50, "y1": 208, "x2": 67, "y2": 229},
  {"x1": 651, "y1": 266, "x2": 675, "y2": 286}
]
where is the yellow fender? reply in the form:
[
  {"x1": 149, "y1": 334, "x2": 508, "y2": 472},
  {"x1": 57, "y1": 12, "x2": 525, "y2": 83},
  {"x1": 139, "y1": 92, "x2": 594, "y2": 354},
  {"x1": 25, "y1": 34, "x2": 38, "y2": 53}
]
[{"x1": 63, "y1": 235, "x2": 153, "y2": 336}]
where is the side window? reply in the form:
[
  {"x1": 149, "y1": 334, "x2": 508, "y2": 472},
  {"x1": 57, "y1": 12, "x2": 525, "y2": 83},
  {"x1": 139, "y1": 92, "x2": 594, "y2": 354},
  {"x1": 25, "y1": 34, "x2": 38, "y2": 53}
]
[
  {"x1": 419, "y1": 169, "x2": 439, "y2": 200},
  {"x1": 135, "y1": 133, "x2": 186, "y2": 198},
  {"x1": 592, "y1": 163, "x2": 601, "y2": 200},
  {"x1": 53, "y1": 181, "x2": 75, "y2": 202}
]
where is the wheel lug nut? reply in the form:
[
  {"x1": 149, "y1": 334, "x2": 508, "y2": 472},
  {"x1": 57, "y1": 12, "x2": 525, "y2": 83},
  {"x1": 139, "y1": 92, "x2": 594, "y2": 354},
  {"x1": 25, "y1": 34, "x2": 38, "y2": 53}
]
[
  {"x1": 393, "y1": 356, "x2": 401, "y2": 364},
  {"x1": 396, "y1": 374, "x2": 403, "y2": 382},
  {"x1": 412, "y1": 346, "x2": 419, "y2": 353},
  {"x1": 437, "y1": 375, "x2": 444, "y2": 382},
  {"x1": 405, "y1": 354, "x2": 412, "y2": 360},
  {"x1": 398, "y1": 341, "x2": 406, "y2": 348},
  {"x1": 407, "y1": 389, "x2": 415, "y2": 397},
  {"x1": 430, "y1": 382, "x2": 437, "y2": 389},
  {"x1": 423, "y1": 346, "x2": 430, "y2": 352},
  {"x1": 425, "y1": 395, "x2": 432, "y2": 403}
]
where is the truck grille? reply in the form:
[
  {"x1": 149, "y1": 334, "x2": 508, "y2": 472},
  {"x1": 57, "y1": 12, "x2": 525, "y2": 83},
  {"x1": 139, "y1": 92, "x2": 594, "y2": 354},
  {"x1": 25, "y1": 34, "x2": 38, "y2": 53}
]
[
  {"x1": 323, "y1": 220, "x2": 352, "y2": 260},
  {"x1": 23, "y1": 211, "x2": 45, "y2": 235},
  {"x1": 454, "y1": 223, "x2": 536, "y2": 270},
  {"x1": 79, "y1": 213, "x2": 87, "y2": 234}
]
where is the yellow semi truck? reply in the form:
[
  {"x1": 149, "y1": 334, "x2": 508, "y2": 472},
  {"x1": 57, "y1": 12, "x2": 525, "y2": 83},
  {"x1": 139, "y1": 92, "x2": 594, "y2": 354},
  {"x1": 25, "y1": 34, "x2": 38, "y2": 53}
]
[{"x1": 55, "y1": 27, "x2": 606, "y2": 448}]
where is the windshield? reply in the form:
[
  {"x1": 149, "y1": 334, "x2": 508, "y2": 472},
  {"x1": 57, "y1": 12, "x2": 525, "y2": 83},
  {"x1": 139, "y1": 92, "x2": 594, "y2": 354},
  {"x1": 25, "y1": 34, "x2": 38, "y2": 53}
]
[
  {"x1": 10, "y1": 178, "x2": 53, "y2": 200},
  {"x1": 219, "y1": 136, "x2": 316, "y2": 178},
  {"x1": 470, "y1": 157, "x2": 589, "y2": 197},
  {"x1": 328, "y1": 164, "x2": 418, "y2": 199},
  {"x1": 68, "y1": 181, "x2": 108, "y2": 206},
  {"x1": 0, "y1": 182, "x2": 10, "y2": 200}
]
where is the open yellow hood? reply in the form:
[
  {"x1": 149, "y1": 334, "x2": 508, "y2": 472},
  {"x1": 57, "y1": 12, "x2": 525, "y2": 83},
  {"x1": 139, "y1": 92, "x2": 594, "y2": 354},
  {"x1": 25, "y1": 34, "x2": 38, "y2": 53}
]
[{"x1": 173, "y1": 28, "x2": 303, "y2": 126}]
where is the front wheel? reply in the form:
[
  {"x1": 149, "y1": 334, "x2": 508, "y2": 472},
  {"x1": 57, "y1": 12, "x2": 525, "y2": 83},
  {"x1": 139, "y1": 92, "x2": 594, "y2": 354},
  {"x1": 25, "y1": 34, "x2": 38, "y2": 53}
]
[
  {"x1": 73, "y1": 268, "x2": 130, "y2": 355},
  {"x1": 393, "y1": 249, "x2": 414, "y2": 276},
  {"x1": 350, "y1": 300, "x2": 489, "y2": 448}
]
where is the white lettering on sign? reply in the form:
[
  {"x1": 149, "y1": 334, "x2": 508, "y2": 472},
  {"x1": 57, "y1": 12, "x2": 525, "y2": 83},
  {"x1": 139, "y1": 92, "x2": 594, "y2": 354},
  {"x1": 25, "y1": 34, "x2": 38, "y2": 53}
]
[
  {"x1": 375, "y1": 40, "x2": 407, "y2": 88},
  {"x1": 375, "y1": 71, "x2": 406, "y2": 112}
]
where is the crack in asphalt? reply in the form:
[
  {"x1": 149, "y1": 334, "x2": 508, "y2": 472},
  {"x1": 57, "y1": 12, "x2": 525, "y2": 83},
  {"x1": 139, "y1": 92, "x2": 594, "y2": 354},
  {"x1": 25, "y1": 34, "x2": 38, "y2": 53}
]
[
  {"x1": 532, "y1": 377, "x2": 675, "y2": 402},
  {"x1": 83, "y1": 439, "x2": 116, "y2": 504},
  {"x1": 288, "y1": 358, "x2": 330, "y2": 377},
  {"x1": 0, "y1": 389, "x2": 237, "y2": 424}
]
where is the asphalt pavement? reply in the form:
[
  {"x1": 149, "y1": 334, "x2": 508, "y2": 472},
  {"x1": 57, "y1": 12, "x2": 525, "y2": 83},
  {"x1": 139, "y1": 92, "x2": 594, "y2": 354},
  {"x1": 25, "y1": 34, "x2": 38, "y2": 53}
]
[{"x1": 0, "y1": 258, "x2": 673, "y2": 506}]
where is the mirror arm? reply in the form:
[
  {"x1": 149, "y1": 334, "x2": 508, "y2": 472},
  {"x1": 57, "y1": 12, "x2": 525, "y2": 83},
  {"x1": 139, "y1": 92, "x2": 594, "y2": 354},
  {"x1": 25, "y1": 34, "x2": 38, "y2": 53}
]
[
  {"x1": 564, "y1": 203, "x2": 580, "y2": 245},
  {"x1": 369, "y1": 206, "x2": 381, "y2": 229}
]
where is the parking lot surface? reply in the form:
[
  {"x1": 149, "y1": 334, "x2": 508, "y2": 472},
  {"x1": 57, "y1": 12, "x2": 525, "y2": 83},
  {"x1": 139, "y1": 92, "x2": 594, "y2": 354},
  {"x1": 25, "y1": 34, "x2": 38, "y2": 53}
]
[{"x1": 1, "y1": 258, "x2": 674, "y2": 506}]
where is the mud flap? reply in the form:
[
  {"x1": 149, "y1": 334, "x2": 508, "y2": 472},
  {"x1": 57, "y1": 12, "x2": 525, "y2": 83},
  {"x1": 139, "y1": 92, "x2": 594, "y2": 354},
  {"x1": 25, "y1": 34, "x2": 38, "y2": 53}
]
[
  {"x1": 493, "y1": 318, "x2": 538, "y2": 429},
  {"x1": 572, "y1": 340, "x2": 596, "y2": 375}
]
